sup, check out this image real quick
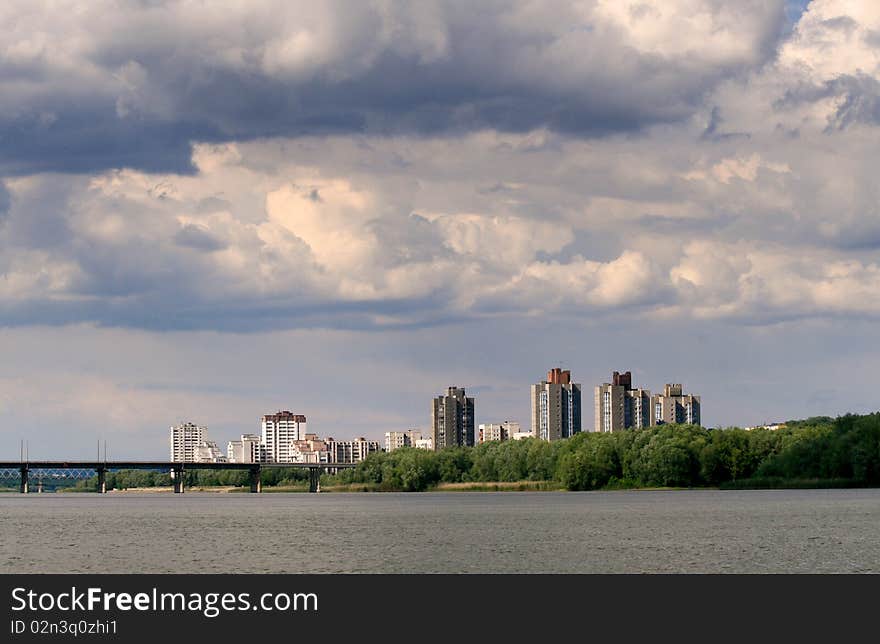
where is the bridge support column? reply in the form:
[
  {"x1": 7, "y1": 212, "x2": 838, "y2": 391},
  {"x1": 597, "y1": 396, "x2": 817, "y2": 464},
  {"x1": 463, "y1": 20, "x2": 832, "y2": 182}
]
[
  {"x1": 308, "y1": 467, "x2": 322, "y2": 493},
  {"x1": 19, "y1": 467, "x2": 28, "y2": 494},
  {"x1": 172, "y1": 466, "x2": 185, "y2": 494},
  {"x1": 97, "y1": 467, "x2": 107, "y2": 494},
  {"x1": 249, "y1": 466, "x2": 262, "y2": 493}
]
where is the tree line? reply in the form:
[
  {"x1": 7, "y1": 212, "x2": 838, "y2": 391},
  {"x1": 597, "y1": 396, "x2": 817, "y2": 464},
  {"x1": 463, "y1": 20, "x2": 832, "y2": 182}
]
[
  {"x1": 72, "y1": 467, "x2": 311, "y2": 491},
  {"x1": 70, "y1": 413, "x2": 880, "y2": 491},
  {"x1": 328, "y1": 413, "x2": 880, "y2": 491}
]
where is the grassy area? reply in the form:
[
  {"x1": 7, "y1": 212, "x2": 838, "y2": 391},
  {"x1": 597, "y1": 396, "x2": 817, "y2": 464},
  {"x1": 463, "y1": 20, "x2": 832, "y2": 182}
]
[
  {"x1": 259, "y1": 483, "x2": 311, "y2": 493},
  {"x1": 315, "y1": 482, "x2": 387, "y2": 492}
]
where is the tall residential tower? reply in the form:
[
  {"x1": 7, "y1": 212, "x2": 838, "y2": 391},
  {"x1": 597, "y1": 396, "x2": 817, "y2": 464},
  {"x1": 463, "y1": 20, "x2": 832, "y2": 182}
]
[
  {"x1": 261, "y1": 411, "x2": 307, "y2": 463},
  {"x1": 651, "y1": 384, "x2": 701, "y2": 426},
  {"x1": 530, "y1": 368, "x2": 582, "y2": 441},
  {"x1": 431, "y1": 387, "x2": 475, "y2": 450},
  {"x1": 169, "y1": 422, "x2": 206, "y2": 462},
  {"x1": 594, "y1": 371, "x2": 651, "y2": 432}
]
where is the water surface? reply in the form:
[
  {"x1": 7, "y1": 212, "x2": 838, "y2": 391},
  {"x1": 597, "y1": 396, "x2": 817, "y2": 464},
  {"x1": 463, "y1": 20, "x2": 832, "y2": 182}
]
[{"x1": 1, "y1": 489, "x2": 878, "y2": 573}]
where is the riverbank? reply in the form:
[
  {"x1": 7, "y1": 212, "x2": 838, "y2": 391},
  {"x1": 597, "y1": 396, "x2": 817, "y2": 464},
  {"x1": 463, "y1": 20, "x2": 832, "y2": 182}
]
[{"x1": 101, "y1": 486, "x2": 240, "y2": 493}]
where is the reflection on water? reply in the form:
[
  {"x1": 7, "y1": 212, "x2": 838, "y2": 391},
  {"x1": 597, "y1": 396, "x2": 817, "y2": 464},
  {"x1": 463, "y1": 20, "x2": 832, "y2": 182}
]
[{"x1": 1, "y1": 489, "x2": 878, "y2": 573}]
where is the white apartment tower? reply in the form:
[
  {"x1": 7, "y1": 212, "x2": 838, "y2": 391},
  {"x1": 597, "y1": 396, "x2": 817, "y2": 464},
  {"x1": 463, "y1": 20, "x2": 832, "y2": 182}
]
[
  {"x1": 261, "y1": 411, "x2": 307, "y2": 463},
  {"x1": 170, "y1": 422, "x2": 206, "y2": 462}
]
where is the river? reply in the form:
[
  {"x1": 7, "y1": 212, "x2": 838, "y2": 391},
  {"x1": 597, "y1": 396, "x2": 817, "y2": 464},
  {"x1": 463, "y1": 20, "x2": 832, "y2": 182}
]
[{"x1": 1, "y1": 489, "x2": 877, "y2": 573}]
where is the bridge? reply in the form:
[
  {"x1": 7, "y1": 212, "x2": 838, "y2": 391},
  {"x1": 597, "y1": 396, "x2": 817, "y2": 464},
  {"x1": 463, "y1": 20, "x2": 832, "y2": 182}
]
[{"x1": 0, "y1": 461, "x2": 355, "y2": 494}]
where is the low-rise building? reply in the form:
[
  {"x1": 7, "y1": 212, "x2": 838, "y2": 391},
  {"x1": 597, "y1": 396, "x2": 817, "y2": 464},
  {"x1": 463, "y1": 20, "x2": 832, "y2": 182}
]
[
  {"x1": 226, "y1": 434, "x2": 263, "y2": 464},
  {"x1": 478, "y1": 421, "x2": 521, "y2": 443},
  {"x1": 194, "y1": 440, "x2": 227, "y2": 463},
  {"x1": 744, "y1": 422, "x2": 786, "y2": 431},
  {"x1": 385, "y1": 429, "x2": 422, "y2": 452},
  {"x1": 414, "y1": 437, "x2": 434, "y2": 450},
  {"x1": 324, "y1": 437, "x2": 381, "y2": 464},
  {"x1": 289, "y1": 433, "x2": 330, "y2": 463}
]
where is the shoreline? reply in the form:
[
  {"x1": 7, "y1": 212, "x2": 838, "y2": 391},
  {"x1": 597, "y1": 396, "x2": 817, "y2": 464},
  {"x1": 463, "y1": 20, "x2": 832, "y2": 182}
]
[{"x1": 7, "y1": 479, "x2": 874, "y2": 494}]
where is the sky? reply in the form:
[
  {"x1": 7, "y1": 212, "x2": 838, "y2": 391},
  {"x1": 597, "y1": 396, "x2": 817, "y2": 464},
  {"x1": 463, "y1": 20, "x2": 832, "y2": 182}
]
[{"x1": 2, "y1": 0, "x2": 879, "y2": 459}]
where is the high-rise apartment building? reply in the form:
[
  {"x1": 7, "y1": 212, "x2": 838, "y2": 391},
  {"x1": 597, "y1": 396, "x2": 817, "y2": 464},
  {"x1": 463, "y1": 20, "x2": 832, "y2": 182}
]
[
  {"x1": 530, "y1": 368, "x2": 582, "y2": 441},
  {"x1": 651, "y1": 384, "x2": 701, "y2": 426},
  {"x1": 170, "y1": 422, "x2": 206, "y2": 462},
  {"x1": 385, "y1": 430, "x2": 422, "y2": 452},
  {"x1": 431, "y1": 386, "x2": 475, "y2": 450},
  {"x1": 594, "y1": 371, "x2": 651, "y2": 433},
  {"x1": 261, "y1": 411, "x2": 307, "y2": 463},
  {"x1": 478, "y1": 421, "x2": 521, "y2": 443}
]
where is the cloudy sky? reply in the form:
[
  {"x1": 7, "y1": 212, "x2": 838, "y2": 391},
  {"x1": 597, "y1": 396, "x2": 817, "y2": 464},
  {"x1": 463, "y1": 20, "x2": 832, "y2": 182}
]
[{"x1": 2, "y1": 0, "x2": 879, "y2": 459}]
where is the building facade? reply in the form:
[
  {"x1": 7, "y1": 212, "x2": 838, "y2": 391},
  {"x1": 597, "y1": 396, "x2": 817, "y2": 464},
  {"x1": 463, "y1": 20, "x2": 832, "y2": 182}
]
[
  {"x1": 651, "y1": 384, "x2": 701, "y2": 426},
  {"x1": 289, "y1": 434, "x2": 331, "y2": 464},
  {"x1": 478, "y1": 421, "x2": 522, "y2": 443},
  {"x1": 324, "y1": 437, "x2": 381, "y2": 464},
  {"x1": 226, "y1": 434, "x2": 263, "y2": 464},
  {"x1": 384, "y1": 429, "x2": 422, "y2": 452},
  {"x1": 261, "y1": 411, "x2": 307, "y2": 463},
  {"x1": 530, "y1": 368, "x2": 582, "y2": 441},
  {"x1": 594, "y1": 371, "x2": 652, "y2": 433},
  {"x1": 431, "y1": 386, "x2": 475, "y2": 450},
  {"x1": 169, "y1": 422, "x2": 207, "y2": 462},
  {"x1": 193, "y1": 440, "x2": 227, "y2": 463}
]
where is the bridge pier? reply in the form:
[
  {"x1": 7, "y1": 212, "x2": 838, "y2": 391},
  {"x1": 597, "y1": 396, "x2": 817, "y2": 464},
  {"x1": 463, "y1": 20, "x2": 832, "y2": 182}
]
[
  {"x1": 171, "y1": 466, "x2": 185, "y2": 494},
  {"x1": 308, "y1": 467, "x2": 322, "y2": 493},
  {"x1": 249, "y1": 466, "x2": 262, "y2": 493},
  {"x1": 19, "y1": 466, "x2": 28, "y2": 494},
  {"x1": 97, "y1": 467, "x2": 107, "y2": 494}
]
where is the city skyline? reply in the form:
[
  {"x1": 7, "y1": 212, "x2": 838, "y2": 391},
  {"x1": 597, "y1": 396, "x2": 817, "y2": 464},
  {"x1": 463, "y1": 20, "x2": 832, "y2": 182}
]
[
  {"x1": 4, "y1": 1, "x2": 880, "y2": 460},
  {"x1": 166, "y1": 367, "x2": 705, "y2": 461}
]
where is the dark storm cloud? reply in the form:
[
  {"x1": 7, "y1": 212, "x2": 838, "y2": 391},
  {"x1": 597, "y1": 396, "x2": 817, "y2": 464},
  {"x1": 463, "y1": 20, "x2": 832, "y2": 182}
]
[
  {"x1": 775, "y1": 74, "x2": 880, "y2": 130},
  {"x1": 0, "y1": 1, "x2": 787, "y2": 175},
  {"x1": 0, "y1": 288, "x2": 459, "y2": 333},
  {"x1": 0, "y1": 109, "x2": 214, "y2": 176}
]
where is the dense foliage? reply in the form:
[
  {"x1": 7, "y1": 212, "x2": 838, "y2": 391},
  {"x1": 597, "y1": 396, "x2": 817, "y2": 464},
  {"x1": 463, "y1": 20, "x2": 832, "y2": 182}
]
[{"x1": 329, "y1": 413, "x2": 880, "y2": 491}]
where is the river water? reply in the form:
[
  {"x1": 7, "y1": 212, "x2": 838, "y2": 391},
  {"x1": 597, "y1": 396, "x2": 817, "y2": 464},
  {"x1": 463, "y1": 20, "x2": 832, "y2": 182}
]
[{"x1": 1, "y1": 489, "x2": 877, "y2": 573}]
